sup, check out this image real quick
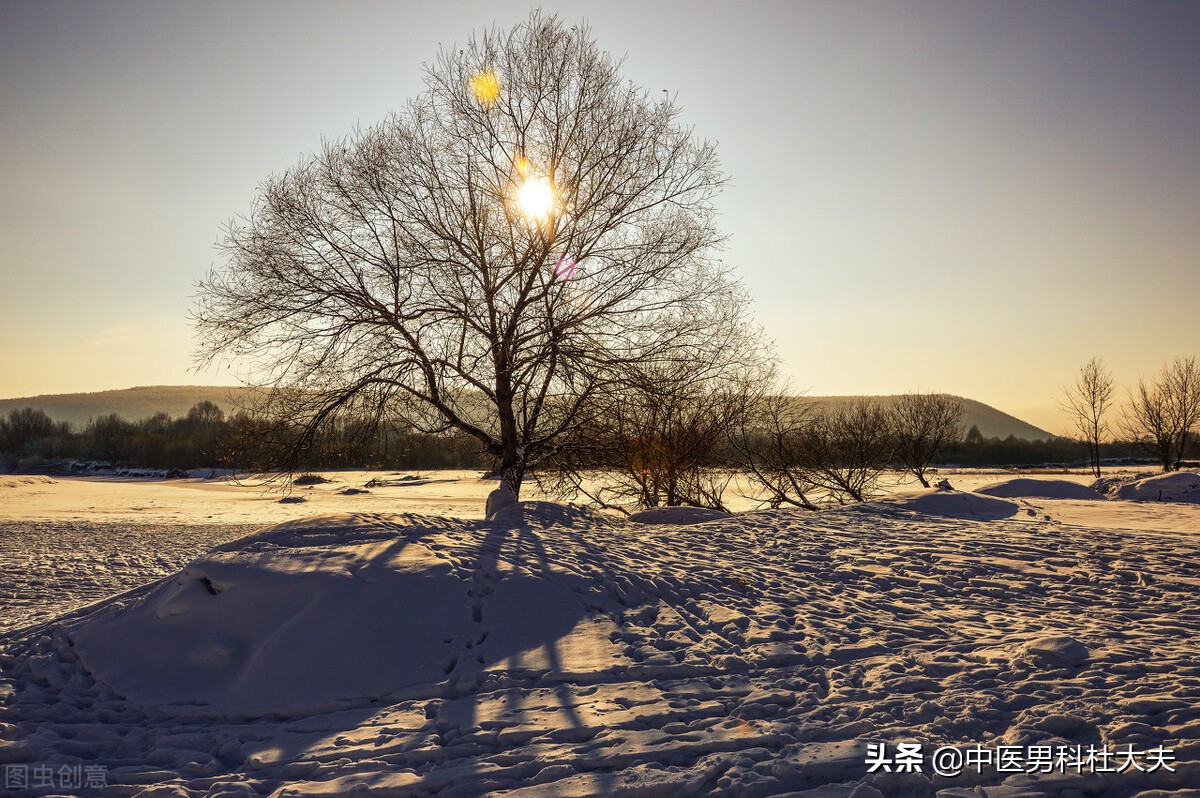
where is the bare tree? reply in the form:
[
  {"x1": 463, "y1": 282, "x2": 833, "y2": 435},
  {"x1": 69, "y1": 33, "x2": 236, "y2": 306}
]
[
  {"x1": 1123, "y1": 379, "x2": 1176, "y2": 471},
  {"x1": 194, "y1": 14, "x2": 734, "y2": 504},
  {"x1": 1121, "y1": 356, "x2": 1200, "y2": 471},
  {"x1": 538, "y1": 297, "x2": 773, "y2": 511},
  {"x1": 737, "y1": 396, "x2": 891, "y2": 507},
  {"x1": 888, "y1": 392, "x2": 965, "y2": 487},
  {"x1": 731, "y1": 392, "x2": 820, "y2": 511},
  {"x1": 800, "y1": 399, "x2": 893, "y2": 503},
  {"x1": 1165, "y1": 356, "x2": 1200, "y2": 468},
  {"x1": 1057, "y1": 358, "x2": 1116, "y2": 478}
]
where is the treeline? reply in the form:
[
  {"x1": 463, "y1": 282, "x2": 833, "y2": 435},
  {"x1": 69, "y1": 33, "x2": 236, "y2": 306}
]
[
  {"x1": 536, "y1": 389, "x2": 1163, "y2": 512},
  {"x1": 942, "y1": 426, "x2": 1147, "y2": 467},
  {"x1": 0, "y1": 402, "x2": 488, "y2": 472},
  {"x1": 0, "y1": 400, "x2": 1160, "y2": 479}
]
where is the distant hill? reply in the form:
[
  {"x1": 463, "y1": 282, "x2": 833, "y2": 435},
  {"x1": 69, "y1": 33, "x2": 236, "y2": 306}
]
[
  {"x1": 0, "y1": 386, "x2": 261, "y2": 428},
  {"x1": 0, "y1": 386, "x2": 1054, "y2": 441},
  {"x1": 800, "y1": 395, "x2": 1052, "y2": 441}
]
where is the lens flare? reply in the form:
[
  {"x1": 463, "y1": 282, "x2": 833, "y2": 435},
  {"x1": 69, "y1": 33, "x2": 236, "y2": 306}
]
[
  {"x1": 469, "y1": 70, "x2": 502, "y2": 105},
  {"x1": 515, "y1": 176, "x2": 555, "y2": 222},
  {"x1": 513, "y1": 154, "x2": 530, "y2": 178},
  {"x1": 554, "y1": 254, "x2": 577, "y2": 280}
]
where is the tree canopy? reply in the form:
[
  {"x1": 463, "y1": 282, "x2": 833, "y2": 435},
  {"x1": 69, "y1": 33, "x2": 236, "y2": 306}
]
[{"x1": 195, "y1": 13, "x2": 744, "y2": 498}]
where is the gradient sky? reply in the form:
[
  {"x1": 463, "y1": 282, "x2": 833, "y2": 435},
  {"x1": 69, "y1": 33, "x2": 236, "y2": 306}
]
[{"x1": 2, "y1": 0, "x2": 1198, "y2": 434}]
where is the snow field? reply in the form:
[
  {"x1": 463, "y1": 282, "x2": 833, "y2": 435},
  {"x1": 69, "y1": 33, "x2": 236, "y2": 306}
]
[
  {"x1": 0, "y1": 521, "x2": 263, "y2": 634},
  {"x1": 1, "y1": 489, "x2": 1198, "y2": 796}
]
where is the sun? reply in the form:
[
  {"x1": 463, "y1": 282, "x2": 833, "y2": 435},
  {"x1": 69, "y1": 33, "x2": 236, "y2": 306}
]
[
  {"x1": 468, "y1": 70, "x2": 502, "y2": 105},
  {"x1": 515, "y1": 176, "x2": 555, "y2": 222}
]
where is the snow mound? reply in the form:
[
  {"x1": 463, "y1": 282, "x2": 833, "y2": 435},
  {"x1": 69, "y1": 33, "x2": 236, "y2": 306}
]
[
  {"x1": 976, "y1": 477, "x2": 1105, "y2": 500},
  {"x1": 627, "y1": 506, "x2": 731, "y2": 525},
  {"x1": 874, "y1": 489, "x2": 1021, "y2": 520},
  {"x1": 1112, "y1": 470, "x2": 1200, "y2": 503},
  {"x1": 1021, "y1": 635, "x2": 1090, "y2": 666},
  {"x1": 211, "y1": 513, "x2": 425, "y2": 551},
  {"x1": 69, "y1": 513, "x2": 622, "y2": 717}
]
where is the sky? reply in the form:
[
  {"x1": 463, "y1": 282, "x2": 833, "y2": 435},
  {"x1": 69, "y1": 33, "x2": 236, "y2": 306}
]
[{"x1": 1, "y1": 0, "x2": 1198, "y2": 435}]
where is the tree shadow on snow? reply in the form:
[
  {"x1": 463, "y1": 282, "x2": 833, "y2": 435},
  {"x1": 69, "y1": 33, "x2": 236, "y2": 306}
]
[{"x1": 15, "y1": 508, "x2": 746, "y2": 795}]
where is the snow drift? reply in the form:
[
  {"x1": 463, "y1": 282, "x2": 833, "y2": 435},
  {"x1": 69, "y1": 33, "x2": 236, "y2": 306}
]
[
  {"x1": 1111, "y1": 470, "x2": 1200, "y2": 503},
  {"x1": 69, "y1": 510, "x2": 625, "y2": 717},
  {"x1": 866, "y1": 488, "x2": 1021, "y2": 520},
  {"x1": 976, "y1": 477, "x2": 1105, "y2": 500},
  {"x1": 627, "y1": 506, "x2": 731, "y2": 525}
]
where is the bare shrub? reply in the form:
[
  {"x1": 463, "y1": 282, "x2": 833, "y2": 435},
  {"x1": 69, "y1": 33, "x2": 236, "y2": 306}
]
[
  {"x1": 537, "y1": 298, "x2": 773, "y2": 511},
  {"x1": 731, "y1": 392, "x2": 820, "y2": 511},
  {"x1": 737, "y1": 395, "x2": 892, "y2": 507},
  {"x1": 889, "y1": 392, "x2": 965, "y2": 487},
  {"x1": 1122, "y1": 356, "x2": 1200, "y2": 471}
]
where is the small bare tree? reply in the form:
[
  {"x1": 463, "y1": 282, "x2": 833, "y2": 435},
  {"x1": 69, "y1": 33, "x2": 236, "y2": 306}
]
[
  {"x1": 1057, "y1": 358, "x2": 1115, "y2": 478},
  {"x1": 1121, "y1": 356, "x2": 1200, "y2": 471},
  {"x1": 801, "y1": 399, "x2": 893, "y2": 503},
  {"x1": 1123, "y1": 380, "x2": 1174, "y2": 471},
  {"x1": 731, "y1": 392, "x2": 820, "y2": 511},
  {"x1": 194, "y1": 14, "x2": 734, "y2": 504},
  {"x1": 888, "y1": 392, "x2": 965, "y2": 487},
  {"x1": 1165, "y1": 356, "x2": 1200, "y2": 468},
  {"x1": 538, "y1": 298, "x2": 773, "y2": 511},
  {"x1": 737, "y1": 396, "x2": 891, "y2": 507}
]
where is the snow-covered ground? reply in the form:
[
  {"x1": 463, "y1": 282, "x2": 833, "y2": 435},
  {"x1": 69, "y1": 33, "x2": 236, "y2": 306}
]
[
  {"x1": 0, "y1": 471, "x2": 503, "y2": 525},
  {"x1": 0, "y1": 466, "x2": 1162, "y2": 523},
  {"x1": 0, "y1": 519, "x2": 263, "y2": 634},
  {"x1": 1, "y1": 472, "x2": 1198, "y2": 796}
]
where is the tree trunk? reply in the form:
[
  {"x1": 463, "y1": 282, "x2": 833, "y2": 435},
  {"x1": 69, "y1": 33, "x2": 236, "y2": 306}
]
[
  {"x1": 1172, "y1": 431, "x2": 1190, "y2": 471},
  {"x1": 499, "y1": 457, "x2": 525, "y2": 499},
  {"x1": 494, "y1": 373, "x2": 525, "y2": 497}
]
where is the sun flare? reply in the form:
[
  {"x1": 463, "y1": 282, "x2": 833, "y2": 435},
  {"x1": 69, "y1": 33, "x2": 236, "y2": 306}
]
[
  {"x1": 515, "y1": 176, "x2": 555, "y2": 222},
  {"x1": 513, "y1": 154, "x2": 530, "y2": 178},
  {"x1": 468, "y1": 70, "x2": 502, "y2": 105}
]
